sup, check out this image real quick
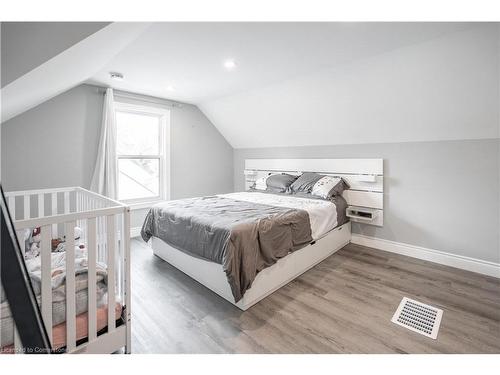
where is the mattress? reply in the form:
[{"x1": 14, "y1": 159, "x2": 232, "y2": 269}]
[
  {"x1": 0, "y1": 303, "x2": 122, "y2": 353},
  {"x1": 220, "y1": 191, "x2": 343, "y2": 240}
]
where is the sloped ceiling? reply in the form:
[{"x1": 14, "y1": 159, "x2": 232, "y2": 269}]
[
  {"x1": 199, "y1": 24, "x2": 500, "y2": 148},
  {"x1": 1, "y1": 22, "x2": 151, "y2": 122},
  {"x1": 88, "y1": 22, "x2": 473, "y2": 104},
  {"x1": 3, "y1": 22, "x2": 498, "y2": 148},
  {"x1": 86, "y1": 22, "x2": 497, "y2": 148},
  {"x1": 1, "y1": 22, "x2": 110, "y2": 87}
]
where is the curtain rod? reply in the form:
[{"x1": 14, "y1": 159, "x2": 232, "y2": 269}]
[{"x1": 95, "y1": 86, "x2": 184, "y2": 108}]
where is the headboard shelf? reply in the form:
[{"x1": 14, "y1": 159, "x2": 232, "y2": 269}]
[{"x1": 245, "y1": 158, "x2": 383, "y2": 175}]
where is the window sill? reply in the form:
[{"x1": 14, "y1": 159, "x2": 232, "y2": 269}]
[{"x1": 128, "y1": 200, "x2": 164, "y2": 211}]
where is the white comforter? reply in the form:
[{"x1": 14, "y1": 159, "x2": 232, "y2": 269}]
[{"x1": 220, "y1": 192, "x2": 338, "y2": 240}]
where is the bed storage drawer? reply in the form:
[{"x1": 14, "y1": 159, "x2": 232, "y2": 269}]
[{"x1": 151, "y1": 222, "x2": 351, "y2": 310}]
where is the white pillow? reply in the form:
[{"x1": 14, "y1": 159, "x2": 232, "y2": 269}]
[
  {"x1": 253, "y1": 176, "x2": 268, "y2": 190},
  {"x1": 311, "y1": 176, "x2": 342, "y2": 199}
]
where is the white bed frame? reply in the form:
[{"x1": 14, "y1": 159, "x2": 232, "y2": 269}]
[
  {"x1": 4, "y1": 187, "x2": 131, "y2": 354},
  {"x1": 151, "y1": 159, "x2": 383, "y2": 311}
]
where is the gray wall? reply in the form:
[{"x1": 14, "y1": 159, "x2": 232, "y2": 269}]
[
  {"x1": 1, "y1": 84, "x2": 234, "y2": 227},
  {"x1": 2, "y1": 84, "x2": 103, "y2": 188},
  {"x1": 228, "y1": 25, "x2": 500, "y2": 266},
  {"x1": 234, "y1": 139, "x2": 500, "y2": 264}
]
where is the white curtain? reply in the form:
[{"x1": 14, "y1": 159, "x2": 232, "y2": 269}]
[{"x1": 90, "y1": 88, "x2": 117, "y2": 199}]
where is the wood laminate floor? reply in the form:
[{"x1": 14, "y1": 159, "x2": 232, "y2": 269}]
[{"x1": 130, "y1": 239, "x2": 500, "y2": 353}]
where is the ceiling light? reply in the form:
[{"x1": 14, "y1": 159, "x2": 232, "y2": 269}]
[
  {"x1": 109, "y1": 72, "x2": 124, "y2": 81},
  {"x1": 223, "y1": 59, "x2": 237, "y2": 70},
  {"x1": 166, "y1": 85, "x2": 175, "y2": 92}
]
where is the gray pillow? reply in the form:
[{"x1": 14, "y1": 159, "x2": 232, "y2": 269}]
[
  {"x1": 289, "y1": 172, "x2": 323, "y2": 193},
  {"x1": 266, "y1": 173, "x2": 298, "y2": 192}
]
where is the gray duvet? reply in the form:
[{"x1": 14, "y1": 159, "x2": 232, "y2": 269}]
[{"x1": 141, "y1": 195, "x2": 314, "y2": 302}]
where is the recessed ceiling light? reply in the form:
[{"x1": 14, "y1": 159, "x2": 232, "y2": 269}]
[
  {"x1": 109, "y1": 72, "x2": 124, "y2": 81},
  {"x1": 223, "y1": 59, "x2": 237, "y2": 70},
  {"x1": 166, "y1": 85, "x2": 175, "y2": 92}
]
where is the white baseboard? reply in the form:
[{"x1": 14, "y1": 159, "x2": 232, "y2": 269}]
[
  {"x1": 129, "y1": 227, "x2": 498, "y2": 277},
  {"x1": 351, "y1": 234, "x2": 500, "y2": 278},
  {"x1": 130, "y1": 227, "x2": 141, "y2": 238}
]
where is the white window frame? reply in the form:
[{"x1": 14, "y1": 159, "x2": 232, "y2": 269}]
[{"x1": 114, "y1": 101, "x2": 171, "y2": 209}]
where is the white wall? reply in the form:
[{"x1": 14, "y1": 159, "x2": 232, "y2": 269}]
[{"x1": 201, "y1": 24, "x2": 499, "y2": 148}]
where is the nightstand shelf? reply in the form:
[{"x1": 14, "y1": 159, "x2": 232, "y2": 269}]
[{"x1": 346, "y1": 205, "x2": 383, "y2": 226}]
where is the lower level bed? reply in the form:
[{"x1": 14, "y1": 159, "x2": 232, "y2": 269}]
[{"x1": 151, "y1": 221, "x2": 351, "y2": 310}]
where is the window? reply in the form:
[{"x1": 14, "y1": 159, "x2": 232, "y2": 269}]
[{"x1": 115, "y1": 102, "x2": 170, "y2": 205}]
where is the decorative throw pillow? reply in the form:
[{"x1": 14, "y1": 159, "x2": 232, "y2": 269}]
[
  {"x1": 311, "y1": 176, "x2": 349, "y2": 199},
  {"x1": 289, "y1": 172, "x2": 323, "y2": 193}
]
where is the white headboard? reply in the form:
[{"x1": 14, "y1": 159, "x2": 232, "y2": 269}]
[{"x1": 244, "y1": 158, "x2": 384, "y2": 226}]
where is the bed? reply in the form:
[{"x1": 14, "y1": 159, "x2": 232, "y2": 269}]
[{"x1": 142, "y1": 159, "x2": 383, "y2": 310}]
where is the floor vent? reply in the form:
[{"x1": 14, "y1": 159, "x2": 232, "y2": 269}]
[{"x1": 391, "y1": 297, "x2": 443, "y2": 339}]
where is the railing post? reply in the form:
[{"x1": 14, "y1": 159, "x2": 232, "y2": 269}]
[
  {"x1": 64, "y1": 222, "x2": 76, "y2": 352},
  {"x1": 106, "y1": 215, "x2": 116, "y2": 332},
  {"x1": 40, "y1": 225, "x2": 52, "y2": 344},
  {"x1": 87, "y1": 217, "x2": 98, "y2": 342}
]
